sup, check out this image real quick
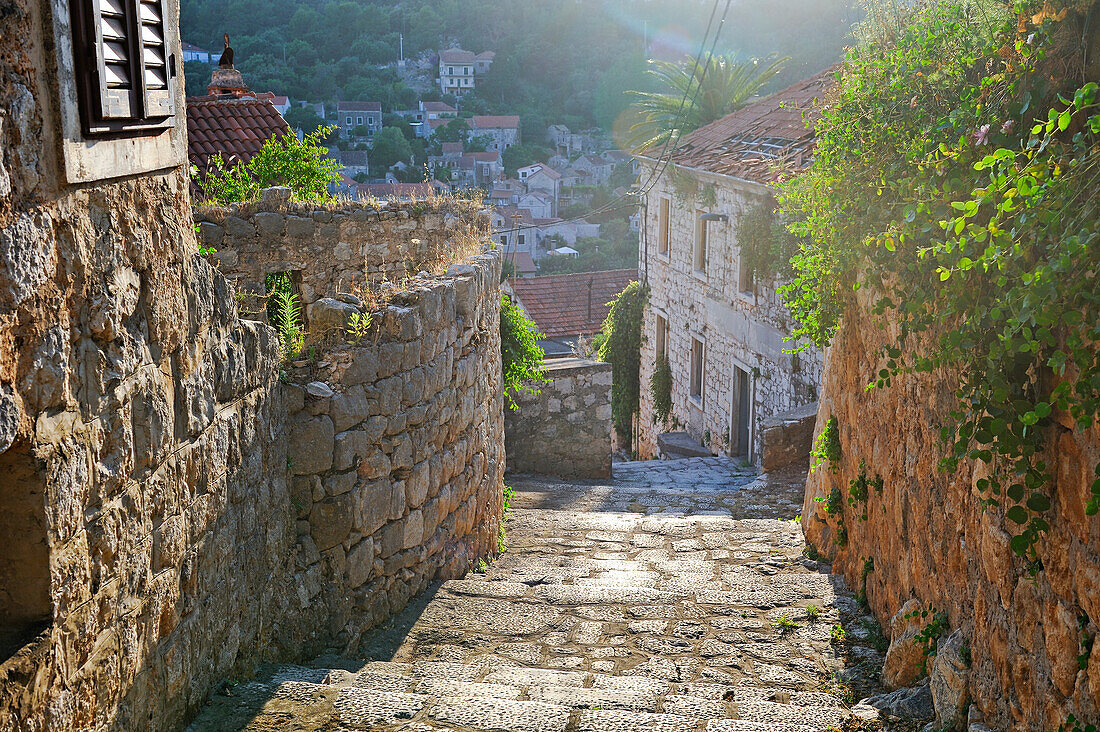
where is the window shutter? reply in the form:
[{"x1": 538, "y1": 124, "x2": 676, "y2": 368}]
[
  {"x1": 138, "y1": 0, "x2": 173, "y2": 118},
  {"x1": 93, "y1": 0, "x2": 138, "y2": 119}
]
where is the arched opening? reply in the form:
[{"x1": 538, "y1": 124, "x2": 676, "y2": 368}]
[{"x1": 0, "y1": 442, "x2": 51, "y2": 663}]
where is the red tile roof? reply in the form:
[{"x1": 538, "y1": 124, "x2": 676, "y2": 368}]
[
  {"x1": 471, "y1": 115, "x2": 520, "y2": 130},
  {"x1": 440, "y1": 49, "x2": 477, "y2": 64},
  {"x1": 526, "y1": 164, "x2": 561, "y2": 180},
  {"x1": 508, "y1": 269, "x2": 638, "y2": 338},
  {"x1": 186, "y1": 95, "x2": 290, "y2": 169},
  {"x1": 421, "y1": 101, "x2": 457, "y2": 113},
  {"x1": 662, "y1": 66, "x2": 838, "y2": 185},
  {"x1": 338, "y1": 101, "x2": 382, "y2": 112},
  {"x1": 502, "y1": 251, "x2": 536, "y2": 275},
  {"x1": 442, "y1": 142, "x2": 464, "y2": 154}
]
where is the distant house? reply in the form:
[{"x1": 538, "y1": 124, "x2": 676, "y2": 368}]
[
  {"x1": 270, "y1": 95, "x2": 291, "y2": 117},
  {"x1": 182, "y1": 42, "x2": 212, "y2": 64},
  {"x1": 572, "y1": 154, "x2": 614, "y2": 185},
  {"x1": 517, "y1": 192, "x2": 553, "y2": 220},
  {"x1": 338, "y1": 101, "x2": 382, "y2": 139},
  {"x1": 502, "y1": 251, "x2": 537, "y2": 278},
  {"x1": 438, "y1": 49, "x2": 494, "y2": 96},
  {"x1": 537, "y1": 219, "x2": 600, "y2": 246},
  {"x1": 469, "y1": 115, "x2": 520, "y2": 152},
  {"x1": 420, "y1": 100, "x2": 457, "y2": 120},
  {"x1": 331, "y1": 173, "x2": 358, "y2": 197},
  {"x1": 522, "y1": 164, "x2": 562, "y2": 214},
  {"x1": 475, "y1": 51, "x2": 496, "y2": 74},
  {"x1": 457, "y1": 151, "x2": 503, "y2": 187},
  {"x1": 505, "y1": 270, "x2": 638, "y2": 356},
  {"x1": 492, "y1": 206, "x2": 537, "y2": 257},
  {"x1": 325, "y1": 149, "x2": 369, "y2": 177}
]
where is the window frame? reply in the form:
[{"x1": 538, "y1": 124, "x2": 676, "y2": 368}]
[
  {"x1": 654, "y1": 312, "x2": 669, "y2": 359},
  {"x1": 693, "y1": 209, "x2": 708, "y2": 277},
  {"x1": 689, "y1": 337, "x2": 705, "y2": 407},
  {"x1": 69, "y1": 0, "x2": 177, "y2": 138},
  {"x1": 657, "y1": 196, "x2": 671, "y2": 258},
  {"x1": 52, "y1": 0, "x2": 186, "y2": 183}
]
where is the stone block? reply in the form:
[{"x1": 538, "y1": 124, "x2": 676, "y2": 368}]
[
  {"x1": 198, "y1": 222, "x2": 224, "y2": 247},
  {"x1": 224, "y1": 216, "x2": 255, "y2": 237},
  {"x1": 310, "y1": 492, "x2": 356, "y2": 552},
  {"x1": 402, "y1": 511, "x2": 424, "y2": 550},
  {"x1": 285, "y1": 216, "x2": 315, "y2": 238},
  {"x1": 331, "y1": 385, "x2": 370, "y2": 432},
  {"x1": 405, "y1": 462, "x2": 431, "y2": 509},
  {"x1": 289, "y1": 414, "x2": 334, "y2": 475},
  {"x1": 346, "y1": 539, "x2": 375, "y2": 588},
  {"x1": 344, "y1": 349, "x2": 379, "y2": 385},
  {"x1": 355, "y1": 481, "x2": 392, "y2": 535},
  {"x1": 380, "y1": 521, "x2": 404, "y2": 558},
  {"x1": 334, "y1": 430, "x2": 371, "y2": 472},
  {"x1": 306, "y1": 298, "x2": 357, "y2": 335}
]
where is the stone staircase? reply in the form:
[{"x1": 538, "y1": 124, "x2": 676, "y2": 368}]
[{"x1": 190, "y1": 459, "x2": 884, "y2": 731}]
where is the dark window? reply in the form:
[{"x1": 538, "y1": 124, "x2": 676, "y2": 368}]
[{"x1": 70, "y1": 0, "x2": 176, "y2": 136}]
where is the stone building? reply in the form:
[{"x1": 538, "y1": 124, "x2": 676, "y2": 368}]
[
  {"x1": 0, "y1": 3, "x2": 506, "y2": 729},
  {"x1": 635, "y1": 70, "x2": 833, "y2": 462}
]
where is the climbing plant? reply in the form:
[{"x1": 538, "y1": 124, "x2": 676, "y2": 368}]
[
  {"x1": 778, "y1": 0, "x2": 1100, "y2": 565},
  {"x1": 596, "y1": 281, "x2": 649, "y2": 450},
  {"x1": 650, "y1": 353, "x2": 673, "y2": 426},
  {"x1": 499, "y1": 293, "x2": 547, "y2": 410},
  {"x1": 736, "y1": 196, "x2": 802, "y2": 282}
]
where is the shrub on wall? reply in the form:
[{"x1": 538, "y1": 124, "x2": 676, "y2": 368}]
[
  {"x1": 500, "y1": 293, "x2": 546, "y2": 410},
  {"x1": 194, "y1": 126, "x2": 341, "y2": 204},
  {"x1": 650, "y1": 352, "x2": 673, "y2": 426},
  {"x1": 596, "y1": 281, "x2": 649, "y2": 451}
]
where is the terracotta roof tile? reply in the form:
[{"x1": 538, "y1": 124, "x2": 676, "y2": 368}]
[
  {"x1": 502, "y1": 251, "x2": 536, "y2": 274},
  {"x1": 659, "y1": 66, "x2": 839, "y2": 185},
  {"x1": 509, "y1": 269, "x2": 638, "y2": 338},
  {"x1": 471, "y1": 115, "x2": 520, "y2": 130},
  {"x1": 338, "y1": 101, "x2": 382, "y2": 112},
  {"x1": 186, "y1": 95, "x2": 290, "y2": 168}
]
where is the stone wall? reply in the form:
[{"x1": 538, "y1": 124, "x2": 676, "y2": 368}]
[
  {"x1": 278, "y1": 253, "x2": 506, "y2": 647},
  {"x1": 193, "y1": 193, "x2": 486, "y2": 321},
  {"x1": 0, "y1": 3, "x2": 507, "y2": 728},
  {"x1": 637, "y1": 164, "x2": 822, "y2": 462},
  {"x1": 802, "y1": 286, "x2": 1100, "y2": 730},
  {"x1": 504, "y1": 358, "x2": 613, "y2": 479},
  {"x1": 0, "y1": 2, "x2": 297, "y2": 728}
]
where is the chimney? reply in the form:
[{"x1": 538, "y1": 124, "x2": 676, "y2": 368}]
[{"x1": 208, "y1": 67, "x2": 250, "y2": 98}]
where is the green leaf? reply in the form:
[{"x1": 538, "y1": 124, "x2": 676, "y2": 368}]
[
  {"x1": 1006, "y1": 506, "x2": 1029, "y2": 524},
  {"x1": 1026, "y1": 494, "x2": 1051, "y2": 512},
  {"x1": 1058, "y1": 109, "x2": 1071, "y2": 131}
]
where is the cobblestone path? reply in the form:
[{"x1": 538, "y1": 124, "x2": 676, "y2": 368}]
[{"x1": 190, "y1": 458, "x2": 885, "y2": 731}]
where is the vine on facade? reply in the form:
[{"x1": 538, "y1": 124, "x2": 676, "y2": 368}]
[{"x1": 596, "y1": 281, "x2": 650, "y2": 452}]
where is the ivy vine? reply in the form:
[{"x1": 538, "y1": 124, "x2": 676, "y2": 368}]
[
  {"x1": 596, "y1": 281, "x2": 650, "y2": 451},
  {"x1": 779, "y1": 0, "x2": 1100, "y2": 565}
]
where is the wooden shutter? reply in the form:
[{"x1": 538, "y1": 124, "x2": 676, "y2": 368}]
[
  {"x1": 93, "y1": 0, "x2": 138, "y2": 119},
  {"x1": 138, "y1": 0, "x2": 173, "y2": 118}
]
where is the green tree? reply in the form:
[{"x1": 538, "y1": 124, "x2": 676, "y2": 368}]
[
  {"x1": 370, "y1": 127, "x2": 414, "y2": 174},
  {"x1": 284, "y1": 106, "x2": 325, "y2": 134},
  {"x1": 434, "y1": 118, "x2": 470, "y2": 143},
  {"x1": 625, "y1": 54, "x2": 788, "y2": 152},
  {"x1": 194, "y1": 126, "x2": 341, "y2": 204}
]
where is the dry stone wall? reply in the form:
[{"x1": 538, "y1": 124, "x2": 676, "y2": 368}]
[
  {"x1": 503, "y1": 358, "x2": 613, "y2": 479},
  {"x1": 193, "y1": 193, "x2": 485, "y2": 321},
  {"x1": 802, "y1": 286, "x2": 1100, "y2": 730},
  {"x1": 278, "y1": 253, "x2": 506, "y2": 648}
]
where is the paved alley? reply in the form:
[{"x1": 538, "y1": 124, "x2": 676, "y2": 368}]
[{"x1": 189, "y1": 457, "x2": 884, "y2": 731}]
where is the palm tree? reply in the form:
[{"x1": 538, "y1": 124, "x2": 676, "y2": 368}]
[{"x1": 625, "y1": 54, "x2": 788, "y2": 154}]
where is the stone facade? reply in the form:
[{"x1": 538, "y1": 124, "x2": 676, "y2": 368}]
[
  {"x1": 504, "y1": 358, "x2": 613, "y2": 479},
  {"x1": 0, "y1": 3, "x2": 506, "y2": 729},
  {"x1": 802, "y1": 285, "x2": 1100, "y2": 730},
  {"x1": 0, "y1": 2, "x2": 295, "y2": 728},
  {"x1": 279, "y1": 252, "x2": 506, "y2": 648},
  {"x1": 637, "y1": 164, "x2": 822, "y2": 462}
]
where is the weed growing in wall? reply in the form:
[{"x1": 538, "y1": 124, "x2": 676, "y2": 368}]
[
  {"x1": 267, "y1": 273, "x2": 304, "y2": 361},
  {"x1": 810, "y1": 416, "x2": 841, "y2": 473},
  {"x1": 905, "y1": 606, "x2": 949, "y2": 674}
]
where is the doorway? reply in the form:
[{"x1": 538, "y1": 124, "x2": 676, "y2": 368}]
[{"x1": 729, "y1": 365, "x2": 752, "y2": 460}]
